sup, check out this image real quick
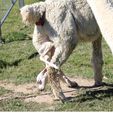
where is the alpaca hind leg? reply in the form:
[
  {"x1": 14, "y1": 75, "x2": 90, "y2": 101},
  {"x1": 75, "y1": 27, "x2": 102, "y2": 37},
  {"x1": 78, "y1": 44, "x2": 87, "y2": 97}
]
[{"x1": 92, "y1": 36, "x2": 104, "y2": 86}]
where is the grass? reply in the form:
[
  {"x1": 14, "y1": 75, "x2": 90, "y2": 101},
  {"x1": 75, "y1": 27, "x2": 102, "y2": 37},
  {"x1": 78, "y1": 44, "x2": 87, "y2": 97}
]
[
  {"x1": 0, "y1": 40, "x2": 43, "y2": 84},
  {"x1": 0, "y1": 99, "x2": 53, "y2": 111},
  {"x1": 0, "y1": 87, "x2": 12, "y2": 96},
  {"x1": 0, "y1": 0, "x2": 113, "y2": 111}
]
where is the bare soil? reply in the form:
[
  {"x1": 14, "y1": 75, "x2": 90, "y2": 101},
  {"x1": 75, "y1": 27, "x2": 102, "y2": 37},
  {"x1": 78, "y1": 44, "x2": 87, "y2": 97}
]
[{"x1": 0, "y1": 76, "x2": 94, "y2": 104}]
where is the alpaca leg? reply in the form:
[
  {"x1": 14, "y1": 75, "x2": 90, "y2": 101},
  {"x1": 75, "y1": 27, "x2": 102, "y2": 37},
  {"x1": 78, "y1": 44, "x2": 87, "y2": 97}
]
[
  {"x1": 47, "y1": 40, "x2": 77, "y2": 101},
  {"x1": 36, "y1": 68, "x2": 48, "y2": 90},
  {"x1": 37, "y1": 68, "x2": 78, "y2": 91},
  {"x1": 58, "y1": 70, "x2": 78, "y2": 88},
  {"x1": 92, "y1": 36, "x2": 104, "y2": 86},
  {"x1": 47, "y1": 67, "x2": 66, "y2": 102},
  {"x1": 37, "y1": 46, "x2": 55, "y2": 90}
]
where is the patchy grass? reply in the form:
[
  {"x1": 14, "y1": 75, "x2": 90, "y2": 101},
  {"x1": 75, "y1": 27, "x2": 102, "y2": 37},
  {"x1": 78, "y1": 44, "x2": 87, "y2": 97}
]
[
  {"x1": 62, "y1": 41, "x2": 113, "y2": 80},
  {"x1": 0, "y1": 99, "x2": 53, "y2": 111},
  {"x1": 55, "y1": 86, "x2": 113, "y2": 111},
  {"x1": 0, "y1": 87, "x2": 12, "y2": 96},
  {"x1": 1, "y1": 0, "x2": 43, "y2": 43},
  {"x1": 0, "y1": 0, "x2": 113, "y2": 112},
  {"x1": 0, "y1": 40, "x2": 43, "y2": 84}
]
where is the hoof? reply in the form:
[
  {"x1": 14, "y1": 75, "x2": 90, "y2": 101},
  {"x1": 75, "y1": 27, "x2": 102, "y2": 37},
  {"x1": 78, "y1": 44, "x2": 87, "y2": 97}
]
[
  {"x1": 37, "y1": 81, "x2": 45, "y2": 91},
  {"x1": 53, "y1": 97, "x2": 67, "y2": 103},
  {"x1": 37, "y1": 79, "x2": 45, "y2": 91},
  {"x1": 53, "y1": 92, "x2": 66, "y2": 103},
  {"x1": 37, "y1": 75, "x2": 47, "y2": 91},
  {"x1": 94, "y1": 82, "x2": 105, "y2": 87},
  {"x1": 58, "y1": 92, "x2": 67, "y2": 103},
  {"x1": 68, "y1": 81, "x2": 79, "y2": 88},
  {"x1": 53, "y1": 97, "x2": 60, "y2": 101}
]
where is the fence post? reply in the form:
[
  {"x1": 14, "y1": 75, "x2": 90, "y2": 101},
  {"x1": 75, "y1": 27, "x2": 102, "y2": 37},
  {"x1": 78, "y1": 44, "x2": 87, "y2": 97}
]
[
  {"x1": 0, "y1": 21, "x2": 2, "y2": 44},
  {"x1": 19, "y1": 0, "x2": 25, "y2": 8}
]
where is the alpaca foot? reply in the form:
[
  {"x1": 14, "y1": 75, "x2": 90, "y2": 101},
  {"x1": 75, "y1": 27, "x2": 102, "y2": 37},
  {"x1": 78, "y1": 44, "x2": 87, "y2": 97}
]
[
  {"x1": 53, "y1": 92, "x2": 66, "y2": 103},
  {"x1": 36, "y1": 70, "x2": 47, "y2": 91},
  {"x1": 62, "y1": 75, "x2": 78, "y2": 88},
  {"x1": 94, "y1": 81, "x2": 105, "y2": 87},
  {"x1": 37, "y1": 77, "x2": 46, "y2": 91},
  {"x1": 36, "y1": 71, "x2": 44, "y2": 84},
  {"x1": 68, "y1": 81, "x2": 79, "y2": 88}
]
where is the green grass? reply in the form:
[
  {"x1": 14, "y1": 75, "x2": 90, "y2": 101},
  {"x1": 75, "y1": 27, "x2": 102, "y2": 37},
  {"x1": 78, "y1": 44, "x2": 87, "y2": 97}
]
[
  {"x1": 0, "y1": 99, "x2": 53, "y2": 111},
  {"x1": 0, "y1": 40, "x2": 44, "y2": 84},
  {"x1": 0, "y1": 0, "x2": 113, "y2": 111},
  {"x1": 55, "y1": 87, "x2": 113, "y2": 111},
  {"x1": 0, "y1": 87, "x2": 12, "y2": 96}
]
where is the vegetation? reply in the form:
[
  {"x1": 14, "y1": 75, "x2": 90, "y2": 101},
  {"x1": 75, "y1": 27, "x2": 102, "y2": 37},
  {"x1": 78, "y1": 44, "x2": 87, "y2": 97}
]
[{"x1": 0, "y1": 0, "x2": 113, "y2": 111}]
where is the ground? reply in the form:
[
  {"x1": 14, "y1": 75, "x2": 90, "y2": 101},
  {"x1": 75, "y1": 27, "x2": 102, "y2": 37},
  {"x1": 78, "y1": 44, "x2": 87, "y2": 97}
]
[
  {"x1": 0, "y1": 0, "x2": 113, "y2": 111},
  {"x1": 0, "y1": 75, "x2": 113, "y2": 111},
  {"x1": 0, "y1": 77, "x2": 94, "y2": 104}
]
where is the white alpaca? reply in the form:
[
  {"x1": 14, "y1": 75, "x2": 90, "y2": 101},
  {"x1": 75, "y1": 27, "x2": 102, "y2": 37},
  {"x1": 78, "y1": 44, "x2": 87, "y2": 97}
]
[
  {"x1": 20, "y1": 0, "x2": 109, "y2": 101},
  {"x1": 20, "y1": 3, "x2": 78, "y2": 91},
  {"x1": 87, "y1": 0, "x2": 113, "y2": 55}
]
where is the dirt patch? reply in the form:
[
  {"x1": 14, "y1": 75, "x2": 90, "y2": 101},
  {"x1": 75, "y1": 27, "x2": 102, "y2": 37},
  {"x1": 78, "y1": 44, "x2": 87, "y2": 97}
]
[
  {"x1": 0, "y1": 81, "x2": 38, "y2": 94},
  {"x1": 0, "y1": 77, "x2": 94, "y2": 104}
]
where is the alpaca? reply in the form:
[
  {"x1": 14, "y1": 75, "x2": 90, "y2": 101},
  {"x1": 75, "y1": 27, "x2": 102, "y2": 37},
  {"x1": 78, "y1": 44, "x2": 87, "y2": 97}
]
[
  {"x1": 20, "y1": 0, "x2": 104, "y2": 101},
  {"x1": 20, "y1": 3, "x2": 78, "y2": 91},
  {"x1": 87, "y1": 0, "x2": 113, "y2": 55}
]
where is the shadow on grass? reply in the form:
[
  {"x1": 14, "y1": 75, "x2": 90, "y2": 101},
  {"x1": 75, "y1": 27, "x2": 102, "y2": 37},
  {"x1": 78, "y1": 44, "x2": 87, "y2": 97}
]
[
  {"x1": 0, "y1": 51, "x2": 39, "y2": 69},
  {"x1": 74, "y1": 87, "x2": 113, "y2": 103},
  {"x1": 0, "y1": 59, "x2": 22, "y2": 69},
  {"x1": 77, "y1": 82, "x2": 113, "y2": 88},
  {"x1": 4, "y1": 32, "x2": 31, "y2": 43},
  {"x1": 63, "y1": 83, "x2": 113, "y2": 103},
  {"x1": 28, "y1": 52, "x2": 39, "y2": 59}
]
